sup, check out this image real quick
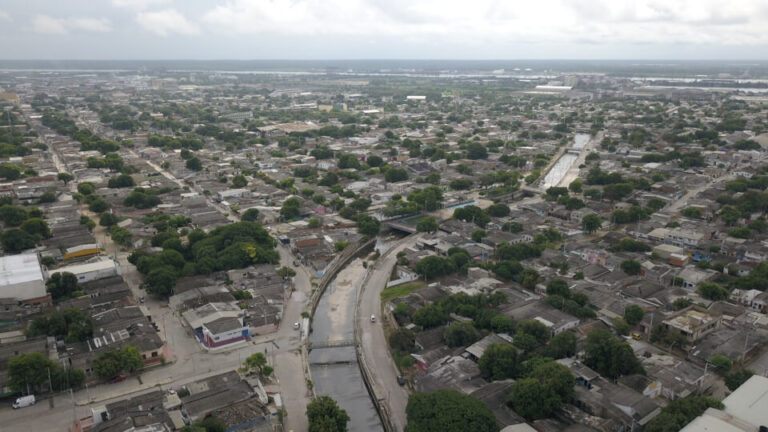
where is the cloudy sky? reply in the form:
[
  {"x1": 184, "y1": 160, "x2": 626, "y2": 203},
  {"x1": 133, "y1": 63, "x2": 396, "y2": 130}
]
[{"x1": 2, "y1": 0, "x2": 768, "y2": 60}]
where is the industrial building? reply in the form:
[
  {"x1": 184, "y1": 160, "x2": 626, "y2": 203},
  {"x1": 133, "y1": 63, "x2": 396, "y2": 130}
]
[
  {"x1": 46, "y1": 258, "x2": 121, "y2": 283},
  {"x1": 0, "y1": 252, "x2": 46, "y2": 301}
]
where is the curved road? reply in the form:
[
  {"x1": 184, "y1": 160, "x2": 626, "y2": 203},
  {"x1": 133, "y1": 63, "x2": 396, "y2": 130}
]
[{"x1": 357, "y1": 234, "x2": 422, "y2": 432}]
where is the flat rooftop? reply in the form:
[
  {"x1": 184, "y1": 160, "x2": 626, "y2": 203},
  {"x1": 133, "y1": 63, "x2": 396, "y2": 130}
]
[{"x1": 0, "y1": 252, "x2": 43, "y2": 286}]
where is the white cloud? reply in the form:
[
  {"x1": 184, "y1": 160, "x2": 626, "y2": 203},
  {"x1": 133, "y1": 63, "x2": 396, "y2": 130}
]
[
  {"x1": 70, "y1": 18, "x2": 112, "y2": 32},
  {"x1": 30, "y1": 15, "x2": 69, "y2": 35},
  {"x1": 111, "y1": 0, "x2": 168, "y2": 9},
  {"x1": 201, "y1": 0, "x2": 768, "y2": 46},
  {"x1": 30, "y1": 14, "x2": 112, "y2": 35},
  {"x1": 137, "y1": 9, "x2": 199, "y2": 36}
]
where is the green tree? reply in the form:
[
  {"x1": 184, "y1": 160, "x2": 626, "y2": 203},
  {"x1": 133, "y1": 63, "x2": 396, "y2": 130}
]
[
  {"x1": 26, "y1": 309, "x2": 93, "y2": 342},
  {"x1": 466, "y1": 143, "x2": 488, "y2": 160},
  {"x1": 725, "y1": 368, "x2": 754, "y2": 391},
  {"x1": 307, "y1": 396, "x2": 350, "y2": 432},
  {"x1": 277, "y1": 266, "x2": 296, "y2": 278},
  {"x1": 490, "y1": 315, "x2": 513, "y2": 333},
  {"x1": 584, "y1": 329, "x2": 644, "y2": 379},
  {"x1": 242, "y1": 352, "x2": 268, "y2": 375},
  {"x1": 506, "y1": 378, "x2": 561, "y2": 420},
  {"x1": 471, "y1": 229, "x2": 486, "y2": 242},
  {"x1": 546, "y1": 279, "x2": 571, "y2": 298},
  {"x1": 356, "y1": 214, "x2": 381, "y2": 237},
  {"x1": 143, "y1": 266, "x2": 177, "y2": 297},
  {"x1": 682, "y1": 207, "x2": 702, "y2": 219},
  {"x1": 280, "y1": 197, "x2": 302, "y2": 220},
  {"x1": 88, "y1": 198, "x2": 110, "y2": 213},
  {"x1": 92, "y1": 346, "x2": 143, "y2": 379},
  {"x1": 1, "y1": 228, "x2": 36, "y2": 252},
  {"x1": 623, "y1": 305, "x2": 644, "y2": 326},
  {"x1": 405, "y1": 389, "x2": 497, "y2": 432},
  {"x1": 414, "y1": 256, "x2": 456, "y2": 280},
  {"x1": 186, "y1": 157, "x2": 203, "y2": 171},
  {"x1": 231, "y1": 175, "x2": 248, "y2": 188},
  {"x1": 241, "y1": 208, "x2": 259, "y2": 222},
  {"x1": 719, "y1": 205, "x2": 741, "y2": 226},
  {"x1": 21, "y1": 218, "x2": 52, "y2": 239},
  {"x1": 581, "y1": 214, "x2": 602, "y2": 233},
  {"x1": 529, "y1": 360, "x2": 574, "y2": 401},
  {"x1": 620, "y1": 259, "x2": 642, "y2": 275},
  {"x1": 389, "y1": 328, "x2": 416, "y2": 353},
  {"x1": 8, "y1": 352, "x2": 56, "y2": 391},
  {"x1": 46, "y1": 272, "x2": 80, "y2": 300},
  {"x1": 99, "y1": 213, "x2": 120, "y2": 227},
  {"x1": 412, "y1": 304, "x2": 447, "y2": 328},
  {"x1": 487, "y1": 203, "x2": 510, "y2": 217},
  {"x1": 77, "y1": 182, "x2": 95, "y2": 195},
  {"x1": 384, "y1": 167, "x2": 408, "y2": 183},
  {"x1": 416, "y1": 216, "x2": 439, "y2": 233},
  {"x1": 110, "y1": 226, "x2": 133, "y2": 246},
  {"x1": 107, "y1": 174, "x2": 135, "y2": 188},
  {"x1": 443, "y1": 322, "x2": 480, "y2": 347},
  {"x1": 547, "y1": 331, "x2": 577, "y2": 359},
  {"x1": 57, "y1": 173, "x2": 74, "y2": 184},
  {"x1": 0, "y1": 205, "x2": 29, "y2": 226},
  {"x1": 568, "y1": 179, "x2": 582, "y2": 193},
  {"x1": 710, "y1": 355, "x2": 733, "y2": 373},
  {"x1": 478, "y1": 343, "x2": 519, "y2": 381},
  {"x1": 698, "y1": 282, "x2": 730, "y2": 301},
  {"x1": 366, "y1": 155, "x2": 384, "y2": 167}
]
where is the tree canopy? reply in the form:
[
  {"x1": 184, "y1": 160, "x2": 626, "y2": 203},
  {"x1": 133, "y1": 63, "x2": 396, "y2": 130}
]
[
  {"x1": 405, "y1": 389, "x2": 497, "y2": 432},
  {"x1": 307, "y1": 396, "x2": 350, "y2": 432},
  {"x1": 584, "y1": 329, "x2": 645, "y2": 379}
]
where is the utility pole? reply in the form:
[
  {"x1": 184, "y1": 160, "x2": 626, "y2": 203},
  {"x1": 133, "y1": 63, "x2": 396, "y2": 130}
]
[{"x1": 48, "y1": 367, "x2": 53, "y2": 394}]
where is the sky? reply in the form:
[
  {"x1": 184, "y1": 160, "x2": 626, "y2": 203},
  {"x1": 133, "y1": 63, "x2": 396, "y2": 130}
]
[{"x1": 1, "y1": 0, "x2": 768, "y2": 60}]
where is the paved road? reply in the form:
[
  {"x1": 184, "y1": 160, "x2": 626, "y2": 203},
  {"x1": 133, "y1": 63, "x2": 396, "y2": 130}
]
[
  {"x1": 358, "y1": 235, "x2": 422, "y2": 432},
  {"x1": 668, "y1": 173, "x2": 736, "y2": 213}
]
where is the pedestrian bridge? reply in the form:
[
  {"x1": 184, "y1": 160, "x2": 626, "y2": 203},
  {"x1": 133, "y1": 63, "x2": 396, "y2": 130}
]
[{"x1": 309, "y1": 339, "x2": 358, "y2": 350}]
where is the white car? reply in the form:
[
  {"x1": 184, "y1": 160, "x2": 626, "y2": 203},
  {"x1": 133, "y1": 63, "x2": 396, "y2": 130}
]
[
  {"x1": 293, "y1": 322, "x2": 300, "y2": 330},
  {"x1": 370, "y1": 314, "x2": 376, "y2": 323}
]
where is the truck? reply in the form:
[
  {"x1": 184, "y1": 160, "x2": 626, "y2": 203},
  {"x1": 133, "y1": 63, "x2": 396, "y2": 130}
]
[{"x1": 12, "y1": 395, "x2": 35, "y2": 409}]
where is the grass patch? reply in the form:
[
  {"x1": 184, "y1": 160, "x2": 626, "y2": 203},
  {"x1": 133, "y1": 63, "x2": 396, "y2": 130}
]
[{"x1": 380, "y1": 281, "x2": 426, "y2": 303}]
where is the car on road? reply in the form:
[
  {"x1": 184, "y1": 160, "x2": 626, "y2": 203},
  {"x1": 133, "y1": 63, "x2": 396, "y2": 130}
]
[
  {"x1": 293, "y1": 322, "x2": 300, "y2": 330},
  {"x1": 370, "y1": 314, "x2": 376, "y2": 322},
  {"x1": 397, "y1": 375, "x2": 406, "y2": 386},
  {"x1": 12, "y1": 395, "x2": 35, "y2": 409},
  {"x1": 110, "y1": 374, "x2": 127, "y2": 383}
]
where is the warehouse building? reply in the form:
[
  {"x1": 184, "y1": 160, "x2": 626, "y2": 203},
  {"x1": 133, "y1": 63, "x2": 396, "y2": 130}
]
[
  {"x1": 0, "y1": 252, "x2": 46, "y2": 301},
  {"x1": 46, "y1": 258, "x2": 121, "y2": 283}
]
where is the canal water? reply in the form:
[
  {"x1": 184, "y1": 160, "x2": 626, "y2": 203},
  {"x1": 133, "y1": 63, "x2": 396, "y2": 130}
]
[
  {"x1": 540, "y1": 133, "x2": 590, "y2": 189},
  {"x1": 309, "y1": 259, "x2": 383, "y2": 432}
]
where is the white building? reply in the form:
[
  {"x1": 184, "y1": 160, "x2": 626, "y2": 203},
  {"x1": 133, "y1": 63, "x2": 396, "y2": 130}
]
[
  {"x1": 681, "y1": 375, "x2": 768, "y2": 431},
  {"x1": 201, "y1": 317, "x2": 249, "y2": 350},
  {"x1": 0, "y1": 253, "x2": 46, "y2": 301},
  {"x1": 46, "y1": 258, "x2": 121, "y2": 283}
]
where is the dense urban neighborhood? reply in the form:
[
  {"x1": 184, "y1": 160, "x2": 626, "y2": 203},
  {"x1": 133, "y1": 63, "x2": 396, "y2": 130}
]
[{"x1": 2, "y1": 60, "x2": 768, "y2": 432}]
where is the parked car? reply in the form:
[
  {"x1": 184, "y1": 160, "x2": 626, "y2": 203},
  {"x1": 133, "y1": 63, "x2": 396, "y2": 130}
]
[
  {"x1": 397, "y1": 375, "x2": 406, "y2": 386},
  {"x1": 370, "y1": 314, "x2": 376, "y2": 323},
  {"x1": 110, "y1": 374, "x2": 127, "y2": 383},
  {"x1": 293, "y1": 322, "x2": 300, "y2": 330},
  {"x1": 12, "y1": 395, "x2": 35, "y2": 409}
]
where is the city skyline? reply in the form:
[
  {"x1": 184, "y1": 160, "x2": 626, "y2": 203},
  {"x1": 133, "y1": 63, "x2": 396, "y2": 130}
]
[{"x1": 2, "y1": 0, "x2": 768, "y2": 60}]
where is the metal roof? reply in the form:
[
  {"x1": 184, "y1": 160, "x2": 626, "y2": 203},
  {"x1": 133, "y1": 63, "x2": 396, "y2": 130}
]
[{"x1": 0, "y1": 252, "x2": 43, "y2": 286}]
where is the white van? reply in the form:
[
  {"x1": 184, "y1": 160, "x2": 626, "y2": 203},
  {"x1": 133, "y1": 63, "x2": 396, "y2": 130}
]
[{"x1": 13, "y1": 395, "x2": 35, "y2": 409}]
